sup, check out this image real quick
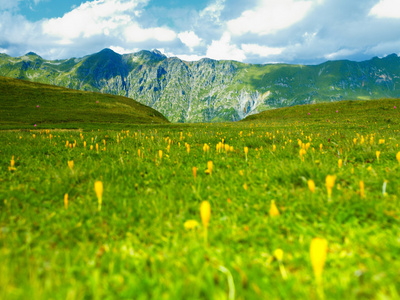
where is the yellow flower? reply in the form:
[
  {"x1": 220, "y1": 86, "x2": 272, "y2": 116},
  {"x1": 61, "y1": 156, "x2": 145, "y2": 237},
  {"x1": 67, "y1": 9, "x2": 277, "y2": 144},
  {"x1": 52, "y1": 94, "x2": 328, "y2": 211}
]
[
  {"x1": 274, "y1": 248, "x2": 288, "y2": 279},
  {"x1": 159, "y1": 150, "x2": 163, "y2": 160},
  {"x1": 307, "y1": 179, "x2": 315, "y2": 193},
  {"x1": 325, "y1": 175, "x2": 336, "y2": 199},
  {"x1": 360, "y1": 180, "x2": 365, "y2": 198},
  {"x1": 95, "y1": 181, "x2": 103, "y2": 211},
  {"x1": 64, "y1": 193, "x2": 68, "y2": 209},
  {"x1": 269, "y1": 200, "x2": 280, "y2": 217},
  {"x1": 184, "y1": 219, "x2": 200, "y2": 230},
  {"x1": 274, "y1": 249, "x2": 284, "y2": 261},
  {"x1": 243, "y1": 183, "x2": 248, "y2": 190},
  {"x1": 244, "y1": 147, "x2": 249, "y2": 161},
  {"x1": 338, "y1": 159, "x2": 343, "y2": 169},
  {"x1": 8, "y1": 156, "x2": 16, "y2": 171},
  {"x1": 225, "y1": 144, "x2": 230, "y2": 152},
  {"x1": 272, "y1": 144, "x2": 276, "y2": 152},
  {"x1": 397, "y1": 152, "x2": 400, "y2": 164},
  {"x1": 193, "y1": 166, "x2": 197, "y2": 179},
  {"x1": 376, "y1": 151, "x2": 380, "y2": 162},
  {"x1": 68, "y1": 160, "x2": 74, "y2": 170},
  {"x1": 299, "y1": 148, "x2": 306, "y2": 161},
  {"x1": 205, "y1": 161, "x2": 213, "y2": 175},
  {"x1": 310, "y1": 238, "x2": 328, "y2": 281},
  {"x1": 200, "y1": 201, "x2": 211, "y2": 228}
]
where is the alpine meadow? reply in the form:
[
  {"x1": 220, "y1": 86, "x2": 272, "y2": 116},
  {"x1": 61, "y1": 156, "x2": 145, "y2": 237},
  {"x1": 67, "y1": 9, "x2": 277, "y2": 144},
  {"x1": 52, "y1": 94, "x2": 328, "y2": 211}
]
[{"x1": 1, "y1": 70, "x2": 400, "y2": 299}]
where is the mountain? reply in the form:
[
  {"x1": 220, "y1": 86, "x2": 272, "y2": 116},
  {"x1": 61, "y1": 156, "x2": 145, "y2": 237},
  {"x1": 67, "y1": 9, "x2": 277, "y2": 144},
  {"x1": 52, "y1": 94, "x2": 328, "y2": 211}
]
[
  {"x1": 0, "y1": 76, "x2": 169, "y2": 129},
  {"x1": 1, "y1": 49, "x2": 400, "y2": 123}
]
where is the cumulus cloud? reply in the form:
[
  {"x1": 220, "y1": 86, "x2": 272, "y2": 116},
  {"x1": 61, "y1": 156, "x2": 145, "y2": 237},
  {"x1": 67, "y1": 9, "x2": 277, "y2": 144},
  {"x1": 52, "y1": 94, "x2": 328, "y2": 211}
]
[
  {"x1": 227, "y1": 0, "x2": 315, "y2": 36},
  {"x1": 369, "y1": 0, "x2": 400, "y2": 18},
  {"x1": 206, "y1": 32, "x2": 246, "y2": 61},
  {"x1": 178, "y1": 31, "x2": 202, "y2": 51},
  {"x1": 199, "y1": 0, "x2": 226, "y2": 23},
  {"x1": 241, "y1": 44, "x2": 285, "y2": 57},
  {"x1": 124, "y1": 24, "x2": 176, "y2": 42},
  {"x1": 1, "y1": 0, "x2": 400, "y2": 64},
  {"x1": 42, "y1": 0, "x2": 144, "y2": 44}
]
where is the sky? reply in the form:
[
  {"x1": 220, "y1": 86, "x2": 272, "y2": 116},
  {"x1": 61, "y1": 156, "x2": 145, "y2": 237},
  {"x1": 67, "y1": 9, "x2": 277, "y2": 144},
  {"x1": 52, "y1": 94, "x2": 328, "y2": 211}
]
[{"x1": 1, "y1": 0, "x2": 400, "y2": 64}]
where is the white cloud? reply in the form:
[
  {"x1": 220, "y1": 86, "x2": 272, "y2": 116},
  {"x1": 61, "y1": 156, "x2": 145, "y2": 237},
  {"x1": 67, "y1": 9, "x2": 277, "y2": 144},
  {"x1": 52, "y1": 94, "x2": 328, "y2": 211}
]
[
  {"x1": 124, "y1": 24, "x2": 176, "y2": 42},
  {"x1": 199, "y1": 0, "x2": 225, "y2": 22},
  {"x1": 227, "y1": 0, "x2": 315, "y2": 36},
  {"x1": 175, "y1": 54, "x2": 206, "y2": 61},
  {"x1": 369, "y1": 0, "x2": 400, "y2": 18},
  {"x1": 241, "y1": 44, "x2": 285, "y2": 57},
  {"x1": 206, "y1": 32, "x2": 246, "y2": 61},
  {"x1": 324, "y1": 48, "x2": 358, "y2": 60},
  {"x1": 109, "y1": 45, "x2": 139, "y2": 54},
  {"x1": 178, "y1": 31, "x2": 202, "y2": 51},
  {"x1": 42, "y1": 0, "x2": 145, "y2": 43},
  {"x1": 0, "y1": 0, "x2": 22, "y2": 10}
]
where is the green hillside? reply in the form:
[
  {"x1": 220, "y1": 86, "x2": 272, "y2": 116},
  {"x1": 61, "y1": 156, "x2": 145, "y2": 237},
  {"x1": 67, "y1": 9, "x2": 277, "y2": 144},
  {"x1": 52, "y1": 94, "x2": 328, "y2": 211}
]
[
  {"x1": 0, "y1": 76, "x2": 169, "y2": 129},
  {"x1": 242, "y1": 98, "x2": 400, "y2": 128},
  {"x1": 2, "y1": 49, "x2": 400, "y2": 122}
]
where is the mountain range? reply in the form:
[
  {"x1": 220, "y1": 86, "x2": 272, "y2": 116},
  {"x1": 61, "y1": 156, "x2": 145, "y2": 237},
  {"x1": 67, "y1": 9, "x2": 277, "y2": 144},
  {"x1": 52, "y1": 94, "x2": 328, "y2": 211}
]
[{"x1": 1, "y1": 49, "x2": 400, "y2": 123}]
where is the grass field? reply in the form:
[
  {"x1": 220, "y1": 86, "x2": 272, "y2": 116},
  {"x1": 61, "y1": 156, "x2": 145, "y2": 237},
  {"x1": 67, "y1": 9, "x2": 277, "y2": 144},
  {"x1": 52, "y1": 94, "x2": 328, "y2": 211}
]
[
  {"x1": 0, "y1": 76, "x2": 169, "y2": 130},
  {"x1": 1, "y1": 93, "x2": 400, "y2": 299}
]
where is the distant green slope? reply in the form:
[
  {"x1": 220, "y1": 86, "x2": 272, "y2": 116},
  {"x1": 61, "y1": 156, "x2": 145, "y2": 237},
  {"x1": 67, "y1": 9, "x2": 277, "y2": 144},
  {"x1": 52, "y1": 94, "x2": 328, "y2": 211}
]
[
  {"x1": 242, "y1": 98, "x2": 400, "y2": 128},
  {"x1": 0, "y1": 76, "x2": 169, "y2": 129},
  {"x1": 1, "y1": 49, "x2": 400, "y2": 122}
]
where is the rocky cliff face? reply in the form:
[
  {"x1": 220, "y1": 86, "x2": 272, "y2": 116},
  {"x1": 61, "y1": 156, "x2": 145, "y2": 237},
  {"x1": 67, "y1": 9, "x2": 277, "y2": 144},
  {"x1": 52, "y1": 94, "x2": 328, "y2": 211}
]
[{"x1": 1, "y1": 49, "x2": 400, "y2": 122}]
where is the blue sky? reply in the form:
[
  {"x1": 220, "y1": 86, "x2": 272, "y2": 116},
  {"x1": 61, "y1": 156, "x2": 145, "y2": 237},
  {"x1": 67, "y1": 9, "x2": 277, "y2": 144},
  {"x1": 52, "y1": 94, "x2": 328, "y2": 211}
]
[{"x1": 1, "y1": 0, "x2": 400, "y2": 64}]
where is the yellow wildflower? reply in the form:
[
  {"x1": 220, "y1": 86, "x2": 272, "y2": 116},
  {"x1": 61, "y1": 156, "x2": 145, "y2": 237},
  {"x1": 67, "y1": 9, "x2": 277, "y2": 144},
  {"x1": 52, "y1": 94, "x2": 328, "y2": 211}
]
[
  {"x1": 184, "y1": 220, "x2": 200, "y2": 230},
  {"x1": 360, "y1": 180, "x2": 365, "y2": 198},
  {"x1": 95, "y1": 181, "x2": 103, "y2": 211},
  {"x1": 325, "y1": 175, "x2": 336, "y2": 199},
  {"x1": 64, "y1": 193, "x2": 68, "y2": 209},
  {"x1": 269, "y1": 200, "x2": 280, "y2": 217},
  {"x1": 308, "y1": 179, "x2": 315, "y2": 193},
  {"x1": 310, "y1": 238, "x2": 328, "y2": 281}
]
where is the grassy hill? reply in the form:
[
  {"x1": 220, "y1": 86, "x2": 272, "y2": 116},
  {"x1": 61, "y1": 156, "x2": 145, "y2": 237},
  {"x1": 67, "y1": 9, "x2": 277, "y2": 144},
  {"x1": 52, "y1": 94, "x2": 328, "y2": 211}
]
[
  {"x1": 0, "y1": 76, "x2": 169, "y2": 129},
  {"x1": 2, "y1": 49, "x2": 400, "y2": 122},
  {"x1": 242, "y1": 98, "x2": 400, "y2": 129}
]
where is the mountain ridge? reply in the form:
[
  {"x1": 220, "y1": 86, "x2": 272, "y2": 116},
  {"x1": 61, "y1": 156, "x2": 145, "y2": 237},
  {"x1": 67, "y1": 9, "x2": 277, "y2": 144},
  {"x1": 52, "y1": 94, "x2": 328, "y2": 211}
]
[{"x1": 1, "y1": 48, "x2": 399, "y2": 123}]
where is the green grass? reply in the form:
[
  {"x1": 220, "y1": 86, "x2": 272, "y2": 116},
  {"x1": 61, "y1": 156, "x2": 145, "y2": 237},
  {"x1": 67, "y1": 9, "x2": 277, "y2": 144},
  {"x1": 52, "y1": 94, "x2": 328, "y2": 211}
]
[
  {"x1": 0, "y1": 96, "x2": 400, "y2": 299},
  {"x1": 0, "y1": 76, "x2": 169, "y2": 129}
]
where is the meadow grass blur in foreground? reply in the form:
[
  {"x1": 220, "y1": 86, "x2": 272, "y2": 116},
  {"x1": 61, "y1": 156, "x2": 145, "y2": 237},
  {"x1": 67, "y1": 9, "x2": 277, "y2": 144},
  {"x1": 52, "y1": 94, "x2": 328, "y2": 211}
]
[{"x1": 1, "y1": 100, "x2": 400, "y2": 299}]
